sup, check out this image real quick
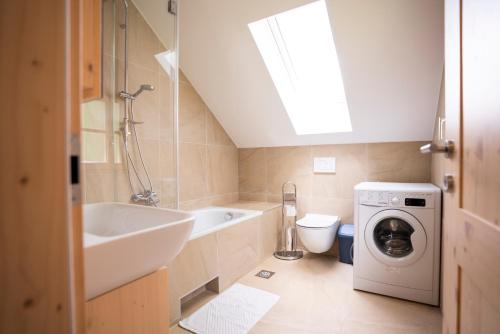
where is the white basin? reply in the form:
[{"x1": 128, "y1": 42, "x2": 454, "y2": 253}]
[{"x1": 83, "y1": 202, "x2": 194, "y2": 300}]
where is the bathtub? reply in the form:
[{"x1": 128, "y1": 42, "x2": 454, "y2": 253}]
[
  {"x1": 169, "y1": 204, "x2": 281, "y2": 323},
  {"x1": 189, "y1": 207, "x2": 262, "y2": 240}
]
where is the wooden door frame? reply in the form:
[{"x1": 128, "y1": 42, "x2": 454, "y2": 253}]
[
  {"x1": 442, "y1": 0, "x2": 462, "y2": 332},
  {"x1": 70, "y1": 0, "x2": 86, "y2": 333},
  {"x1": 0, "y1": 0, "x2": 84, "y2": 333}
]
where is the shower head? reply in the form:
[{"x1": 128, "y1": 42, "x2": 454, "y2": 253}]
[{"x1": 132, "y1": 84, "x2": 155, "y2": 98}]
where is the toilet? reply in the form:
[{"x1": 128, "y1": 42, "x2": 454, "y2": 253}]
[{"x1": 296, "y1": 214, "x2": 341, "y2": 253}]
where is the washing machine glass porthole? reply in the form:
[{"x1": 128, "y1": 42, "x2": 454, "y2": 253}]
[{"x1": 373, "y1": 218, "x2": 415, "y2": 258}]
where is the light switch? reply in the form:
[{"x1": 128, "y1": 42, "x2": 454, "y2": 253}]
[{"x1": 313, "y1": 157, "x2": 336, "y2": 173}]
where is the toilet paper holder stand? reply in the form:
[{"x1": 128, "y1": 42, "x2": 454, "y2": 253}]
[{"x1": 274, "y1": 181, "x2": 304, "y2": 261}]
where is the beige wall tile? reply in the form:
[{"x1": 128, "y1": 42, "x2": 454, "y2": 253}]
[
  {"x1": 176, "y1": 69, "x2": 239, "y2": 207},
  {"x1": 207, "y1": 145, "x2": 238, "y2": 196},
  {"x1": 178, "y1": 193, "x2": 240, "y2": 211},
  {"x1": 179, "y1": 143, "x2": 207, "y2": 202},
  {"x1": 84, "y1": 170, "x2": 115, "y2": 203},
  {"x1": 366, "y1": 142, "x2": 431, "y2": 183},
  {"x1": 206, "y1": 111, "x2": 233, "y2": 146},
  {"x1": 308, "y1": 197, "x2": 355, "y2": 224},
  {"x1": 159, "y1": 140, "x2": 175, "y2": 179},
  {"x1": 239, "y1": 192, "x2": 268, "y2": 202},
  {"x1": 239, "y1": 148, "x2": 267, "y2": 194},
  {"x1": 113, "y1": 168, "x2": 133, "y2": 203},
  {"x1": 365, "y1": 142, "x2": 409, "y2": 181},
  {"x1": 409, "y1": 153, "x2": 432, "y2": 182},
  {"x1": 240, "y1": 142, "x2": 431, "y2": 202},
  {"x1": 179, "y1": 198, "x2": 213, "y2": 211},
  {"x1": 225, "y1": 201, "x2": 281, "y2": 211},
  {"x1": 135, "y1": 138, "x2": 160, "y2": 180},
  {"x1": 208, "y1": 193, "x2": 239, "y2": 206},
  {"x1": 311, "y1": 144, "x2": 367, "y2": 200},
  {"x1": 267, "y1": 146, "x2": 312, "y2": 197},
  {"x1": 159, "y1": 73, "x2": 174, "y2": 141},
  {"x1": 128, "y1": 8, "x2": 163, "y2": 72},
  {"x1": 179, "y1": 80, "x2": 206, "y2": 144},
  {"x1": 160, "y1": 179, "x2": 177, "y2": 208},
  {"x1": 266, "y1": 193, "x2": 282, "y2": 204},
  {"x1": 115, "y1": 1, "x2": 162, "y2": 72}
]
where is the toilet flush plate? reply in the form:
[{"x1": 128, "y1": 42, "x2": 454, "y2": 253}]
[{"x1": 313, "y1": 157, "x2": 336, "y2": 173}]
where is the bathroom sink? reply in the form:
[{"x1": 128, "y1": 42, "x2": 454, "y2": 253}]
[{"x1": 83, "y1": 202, "x2": 194, "y2": 300}]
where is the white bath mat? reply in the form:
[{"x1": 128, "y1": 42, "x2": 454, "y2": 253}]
[{"x1": 179, "y1": 283, "x2": 280, "y2": 334}]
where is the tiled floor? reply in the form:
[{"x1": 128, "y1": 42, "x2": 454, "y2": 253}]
[{"x1": 171, "y1": 253, "x2": 442, "y2": 334}]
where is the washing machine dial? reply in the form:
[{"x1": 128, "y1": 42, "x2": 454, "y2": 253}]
[{"x1": 391, "y1": 196, "x2": 400, "y2": 206}]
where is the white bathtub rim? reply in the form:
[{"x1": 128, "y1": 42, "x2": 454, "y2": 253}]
[{"x1": 189, "y1": 206, "x2": 263, "y2": 241}]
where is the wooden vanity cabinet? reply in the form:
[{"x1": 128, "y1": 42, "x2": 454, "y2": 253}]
[{"x1": 85, "y1": 268, "x2": 170, "y2": 334}]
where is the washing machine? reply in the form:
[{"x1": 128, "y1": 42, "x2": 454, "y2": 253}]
[{"x1": 353, "y1": 182, "x2": 441, "y2": 305}]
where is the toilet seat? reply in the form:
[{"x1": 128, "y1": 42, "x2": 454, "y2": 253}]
[
  {"x1": 296, "y1": 214, "x2": 340, "y2": 229},
  {"x1": 296, "y1": 213, "x2": 341, "y2": 253}
]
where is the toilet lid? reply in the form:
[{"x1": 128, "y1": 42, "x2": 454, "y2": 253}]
[{"x1": 296, "y1": 214, "x2": 340, "y2": 228}]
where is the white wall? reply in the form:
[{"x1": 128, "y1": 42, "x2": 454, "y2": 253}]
[{"x1": 179, "y1": 0, "x2": 444, "y2": 148}]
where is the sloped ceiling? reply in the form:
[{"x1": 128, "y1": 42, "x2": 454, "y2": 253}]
[{"x1": 179, "y1": 0, "x2": 443, "y2": 148}]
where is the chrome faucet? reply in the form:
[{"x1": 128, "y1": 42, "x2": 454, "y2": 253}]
[{"x1": 131, "y1": 190, "x2": 159, "y2": 206}]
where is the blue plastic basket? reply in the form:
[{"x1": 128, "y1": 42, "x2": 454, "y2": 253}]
[{"x1": 338, "y1": 224, "x2": 354, "y2": 264}]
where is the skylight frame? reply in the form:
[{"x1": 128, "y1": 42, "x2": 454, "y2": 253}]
[{"x1": 248, "y1": 0, "x2": 352, "y2": 135}]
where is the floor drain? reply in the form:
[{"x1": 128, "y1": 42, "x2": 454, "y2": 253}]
[{"x1": 255, "y1": 270, "x2": 275, "y2": 279}]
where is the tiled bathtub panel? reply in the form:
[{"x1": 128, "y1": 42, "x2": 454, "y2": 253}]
[
  {"x1": 217, "y1": 216, "x2": 260, "y2": 290},
  {"x1": 258, "y1": 207, "x2": 280, "y2": 262},
  {"x1": 169, "y1": 206, "x2": 281, "y2": 325},
  {"x1": 168, "y1": 233, "x2": 218, "y2": 323}
]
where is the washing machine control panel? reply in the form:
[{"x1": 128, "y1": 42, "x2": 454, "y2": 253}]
[{"x1": 358, "y1": 191, "x2": 435, "y2": 208}]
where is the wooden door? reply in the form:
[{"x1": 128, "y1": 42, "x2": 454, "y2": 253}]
[
  {"x1": 0, "y1": 0, "x2": 84, "y2": 333},
  {"x1": 442, "y1": 0, "x2": 500, "y2": 333},
  {"x1": 71, "y1": 0, "x2": 86, "y2": 333}
]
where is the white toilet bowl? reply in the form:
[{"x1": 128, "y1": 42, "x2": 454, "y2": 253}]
[{"x1": 297, "y1": 214, "x2": 341, "y2": 253}]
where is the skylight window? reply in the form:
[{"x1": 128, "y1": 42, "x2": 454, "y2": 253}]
[{"x1": 248, "y1": 0, "x2": 351, "y2": 135}]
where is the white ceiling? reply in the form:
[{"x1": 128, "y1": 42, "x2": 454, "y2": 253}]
[{"x1": 178, "y1": 0, "x2": 443, "y2": 148}]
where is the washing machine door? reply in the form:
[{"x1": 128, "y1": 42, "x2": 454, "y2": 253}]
[{"x1": 364, "y1": 209, "x2": 427, "y2": 267}]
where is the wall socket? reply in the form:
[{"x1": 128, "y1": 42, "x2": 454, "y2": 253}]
[{"x1": 313, "y1": 157, "x2": 336, "y2": 173}]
